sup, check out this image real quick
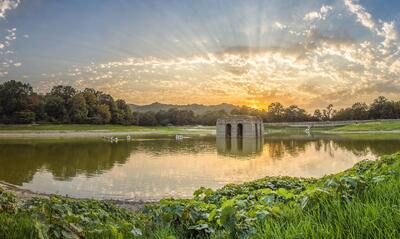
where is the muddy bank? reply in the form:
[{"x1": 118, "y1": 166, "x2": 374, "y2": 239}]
[
  {"x1": 0, "y1": 131, "x2": 169, "y2": 138},
  {"x1": 0, "y1": 129, "x2": 215, "y2": 139},
  {"x1": 0, "y1": 181, "x2": 152, "y2": 211}
]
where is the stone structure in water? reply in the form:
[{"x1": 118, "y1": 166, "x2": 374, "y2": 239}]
[
  {"x1": 216, "y1": 115, "x2": 263, "y2": 138},
  {"x1": 216, "y1": 137, "x2": 263, "y2": 157}
]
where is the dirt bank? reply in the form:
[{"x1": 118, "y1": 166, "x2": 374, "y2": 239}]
[
  {"x1": 0, "y1": 181, "x2": 152, "y2": 211},
  {"x1": 0, "y1": 131, "x2": 169, "y2": 138}
]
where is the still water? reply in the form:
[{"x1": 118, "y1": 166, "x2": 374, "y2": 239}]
[{"x1": 1, "y1": 135, "x2": 400, "y2": 201}]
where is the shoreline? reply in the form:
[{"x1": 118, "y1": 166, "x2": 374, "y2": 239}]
[
  {"x1": 0, "y1": 130, "x2": 215, "y2": 138},
  {"x1": 0, "y1": 129, "x2": 400, "y2": 139},
  {"x1": 0, "y1": 181, "x2": 152, "y2": 211}
]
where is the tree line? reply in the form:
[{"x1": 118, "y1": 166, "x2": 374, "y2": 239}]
[
  {"x1": 1, "y1": 80, "x2": 400, "y2": 125},
  {"x1": 227, "y1": 97, "x2": 400, "y2": 122},
  {"x1": 0, "y1": 80, "x2": 134, "y2": 124}
]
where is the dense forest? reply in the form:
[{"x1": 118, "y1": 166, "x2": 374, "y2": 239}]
[{"x1": 1, "y1": 80, "x2": 400, "y2": 126}]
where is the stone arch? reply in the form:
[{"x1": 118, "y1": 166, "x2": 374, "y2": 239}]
[
  {"x1": 255, "y1": 123, "x2": 258, "y2": 137},
  {"x1": 226, "y1": 123, "x2": 232, "y2": 137},
  {"x1": 237, "y1": 123, "x2": 243, "y2": 138}
]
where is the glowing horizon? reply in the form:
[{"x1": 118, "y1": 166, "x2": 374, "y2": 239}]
[{"x1": 0, "y1": 0, "x2": 399, "y2": 110}]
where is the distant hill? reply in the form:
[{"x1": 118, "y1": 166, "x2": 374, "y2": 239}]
[{"x1": 129, "y1": 102, "x2": 239, "y2": 115}]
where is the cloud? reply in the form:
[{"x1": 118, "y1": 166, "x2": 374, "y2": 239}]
[
  {"x1": 32, "y1": 0, "x2": 400, "y2": 110},
  {"x1": 344, "y1": 0, "x2": 375, "y2": 30},
  {"x1": 0, "y1": 0, "x2": 19, "y2": 19},
  {"x1": 274, "y1": 22, "x2": 287, "y2": 30},
  {"x1": 344, "y1": 0, "x2": 399, "y2": 50},
  {"x1": 304, "y1": 5, "x2": 333, "y2": 21},
  {"x1": 380, "y1": 21, "x2": 398, "y2": 48},
  {"x1": 0, "y1": 28, "x2": 19, "y2": 77}
]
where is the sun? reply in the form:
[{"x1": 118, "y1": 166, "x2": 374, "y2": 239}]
[{"x1": 247, "y1": 101, "x2": 267, "y2": 111}]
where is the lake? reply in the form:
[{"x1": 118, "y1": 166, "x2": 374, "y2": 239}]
[{"x1": 1, "y1": 134, "x2": 400, "y2": 201}]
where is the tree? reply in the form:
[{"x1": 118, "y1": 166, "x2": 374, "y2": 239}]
[
  {"x1": 333, "y1": 108, "x2": 352, "y2": 121},
  {"x1": 351, "y1": 102, "x2": 369, "y2": 120},
  {"x1": 199, "y1": 110, "x2": 228, "y2": 126},
  {"x1": 28, "y1": 93, "x2": 46, "y2": 121},
  {"x1": 50, "y1": 85, "x2": 76, "y2": 101},
  {"x1": 266, "y1": 102, "x2": 284, "y2": 122},
  {"x1": 69, "y1": 94, "x2": 88, "y2": 123},
  {"x1": 82, "y1": 88, "x2": 99, "y2": 121},
  {"x1": 283, "y1": 105, "x2": 309, "y2": 122},
  {"x1": 322, "y1": 104, "x2": 336, "y2": 120},
  {"x1": 44, "y1": 95, "x2": 68, "y2": 122},
  {"x1": 113, "y1": 99, "x2": 134, "y2": 125},
  {"x1": 94, "y1": 104, "x2": 111, "y2": 124},
  {"x1": 138, "y1": 111, "x2": 157, "y2": 126},
  {"x1": 369, "y1": 96, "x2": 395, "y2": 119},
  {"x1": 0, "y1": 80, "x2": 34, "y2": 123},
  {"x1": 313, "y1": 109, "x2": 323, "y2": 121},
  {"x1": 14, "y1": 111, "x2": 36, "y2": 124},
  {"x1": 155, "y1": 110, "x2": 170, "y2": 126}
]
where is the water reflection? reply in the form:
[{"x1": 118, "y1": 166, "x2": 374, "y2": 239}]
[
  {"x1": 0, "y1": 135, "x2": 399, "y2": 200},
  {"x1": 0, "y1": 140, "x2": 131, "y2": 185},
  {"x1": 216, "y1": 137, "x2": 263, "y2": 157}
]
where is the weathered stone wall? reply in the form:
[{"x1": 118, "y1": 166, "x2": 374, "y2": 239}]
[{"x1": 216, "y1": 116, "x2": 264, "y2": 138}]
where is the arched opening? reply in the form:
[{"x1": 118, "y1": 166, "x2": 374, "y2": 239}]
[
  {"x1": 255, "y1": 123, "x2": 258, "y2": 137},
  {"x1": 259, "y1": 123, "x2": 262, "y2": 137},
  {"x1": 226, "y1": 123, "x2": 232, "y2": 137},
  {"x1": 237, "y1": 123, "x2": 243, "y2": 138}
]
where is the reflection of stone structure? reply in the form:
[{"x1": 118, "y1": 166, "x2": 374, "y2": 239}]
[
  {"x1": 216, "y1": 115, "x2": 263, "y2": 138},
  {"x1": 217, "y1": 137, "x2": 264, "y2": 157}
]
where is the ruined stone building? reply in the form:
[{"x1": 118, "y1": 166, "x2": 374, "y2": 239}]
[{"x1": 216, "y1": 115, "x2": 263, "y2": 138}]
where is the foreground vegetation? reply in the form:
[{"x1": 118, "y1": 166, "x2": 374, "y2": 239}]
[{"x1": 1, "y1": 152, "x2": 400, "y2": 238}]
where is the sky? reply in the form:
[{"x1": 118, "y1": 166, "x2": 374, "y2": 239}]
[{"x1": 0, "y1": 0, "x2": 399, "y2": 110}]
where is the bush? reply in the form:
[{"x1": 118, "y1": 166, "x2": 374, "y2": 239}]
[{"x1": 14, "y1": 111, "x2": 36, "y2": 124}]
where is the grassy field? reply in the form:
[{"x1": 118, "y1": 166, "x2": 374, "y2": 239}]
[
  {"x1": 332, "y1": 120, "x2": 400, "y2": 132},
  {"x1": 0, "y1": 124, "x2": 216, "y2": 137},
  {"x1": 265, "y1": 120, "x2": 400, "y2": 134},
  {"x1": 264, "y1": 124, "x2": 336, "y2": 135},
  {"x1": 1, "y1": 152, "x2": 400, "y2": 238},
  {"x1": 0, "y1": 124, "x2": 180, "y2": 132},
  {"x1": 0, "y1": 120, "x2": 399, "y2": 133}
]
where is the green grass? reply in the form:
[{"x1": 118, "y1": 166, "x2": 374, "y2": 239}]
[
  {"x1": 0, "y1": 124, "x2": 215, "y2": 135},
  {"x1": 264, "y1": 124, "x2": 336, "y2": 136},
  {"x1": 1, "y1": 153, "x2": 400, "y2": 238},
  {"x1": 333, "y1": 120, "x2": 400, "y2": 132},
  {"x1": 253, "y1": 174, "x2": 400, "y2": 238},
  {"x1": 0, "y1": 124, "x2": 176, "y2": 132}
]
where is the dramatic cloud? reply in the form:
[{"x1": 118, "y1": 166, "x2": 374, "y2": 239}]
[
  {"x1": 53, "y1": 27, "x2": 399, "y2": 109},
  {"x1": 3, "y1": 0, "x2": 400, "y2": 110}
]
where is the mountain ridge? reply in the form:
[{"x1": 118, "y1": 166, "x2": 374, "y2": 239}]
[{"x1": 129, "y1": 102, "x2": 239, "y2": 115}]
